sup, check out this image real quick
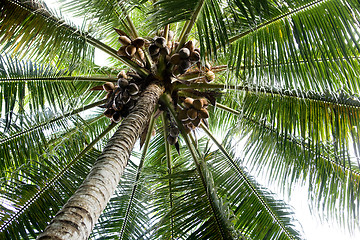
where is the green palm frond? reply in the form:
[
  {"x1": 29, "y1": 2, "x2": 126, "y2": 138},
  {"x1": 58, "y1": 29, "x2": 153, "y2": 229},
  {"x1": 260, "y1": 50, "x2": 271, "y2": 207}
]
[
  {"x1": 0, "y1": 0, "x2": 96, "y2": 70},
  {"x1": 0, "y1": 120, "x2": 116, "y2": 239},
  {"x1": 0, "y1": 0, "x2": 145, "y2": 73},
  {"x1": 60, "y1": 0, "x2": 148, "y2": 38},
  {"x1": 201, "y1": 128, "x2": 303, "y2": 239},
  {"x1": 241, "y1": 90, "x2": 360, "y2": 171},
  {"x1": 0, "y1": 54, "x2": 107, "y2": 129},
  {"x1": 228, "y1": 0, "x2": 360, "y2": 93},
  {"x1": 238, "y1": 112, "x2": 360, "y2": 231},
  {"x1": 0, "y1": 99, "x2": 106, "y2": 172},
  {"x1": 148, "y1": 137, "x2": 240, "y2": 240}
]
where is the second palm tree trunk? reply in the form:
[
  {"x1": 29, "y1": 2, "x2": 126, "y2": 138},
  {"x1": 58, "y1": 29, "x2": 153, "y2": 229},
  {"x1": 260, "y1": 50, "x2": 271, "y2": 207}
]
[{"x1": 37, "y1": 82, "x2": 164, "y2": 240}]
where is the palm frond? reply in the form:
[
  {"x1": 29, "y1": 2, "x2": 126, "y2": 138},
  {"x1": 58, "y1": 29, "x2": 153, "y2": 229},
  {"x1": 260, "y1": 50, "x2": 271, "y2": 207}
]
[
  {"x1": 227, "y1": 0, "x2": 360, "y2": 93},
  {"x1": 0, "y1": 99, "x2": 106, "y2": 174},
  {"x1": 0, "y1": 0, "x2": 96, "y2": 70},
  {"x1": 0, "y1": 117, "x2": 117, "y2": 239},
  {"x1": 241, "y1": 91, "x2": 360, "y2": 173},
  {"x1": 158, "y1": 94, "x2": 241, "y2": 239},
  {"x1": 0, "y1": 0, "x2": 146, "y2": 74},
  {"x1": 202, "y1": 127, "x2": 303, "y2": 239},
  {"x1": 238, "y1": 113, "x2": 360, "y2": 231},
  {"x1": 0, "y1": 54, "x2": 107, "y2": 129},
  {"x1": 60, "y1": 0, "x2": 147, "y2": 39}
]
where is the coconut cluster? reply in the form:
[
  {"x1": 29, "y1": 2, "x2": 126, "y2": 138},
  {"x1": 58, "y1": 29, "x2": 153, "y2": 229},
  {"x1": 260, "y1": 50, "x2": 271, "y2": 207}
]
[
  {"x1": 117, "y1": 34, "x2": 147, "y2": 67},
  {"x1": 101, "y1": 71, "x2": 143, "y2": 123},
  {"x1": 177, "y1": 97, "x2": 209, "y2": 133},
  {"x1": 111, "y1": 28, "x2": 216, "y2": 144},
  {"x1": 171, "y1": 41, "x2": 200, "y2": 74}
]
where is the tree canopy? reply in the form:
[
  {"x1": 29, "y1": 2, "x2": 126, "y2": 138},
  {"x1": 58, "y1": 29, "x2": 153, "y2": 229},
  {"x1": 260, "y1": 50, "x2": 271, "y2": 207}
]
[{"x1": 1, "y1": 0, "x2": 360, "y2": 239}]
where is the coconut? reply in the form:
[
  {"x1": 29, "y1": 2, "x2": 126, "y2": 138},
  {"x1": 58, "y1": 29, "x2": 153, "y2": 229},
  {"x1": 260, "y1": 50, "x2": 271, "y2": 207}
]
[
  {"x1": 132, "y1": 37, "x2": 145, "y2": 48},
  {"x1": 154, "y1": 37, "x2": 167, "y2": 48},
  {"x1": 136, "y1": 48, "x2": 145, "y2": 60},
  {"x1": 170, "y1": 54, "x2": 181, "y2": 65},
  {"x1": 125, "y1": 45, "x2": 137, "y2": 57},
  {"x1": 178, "y1": 108, "x2": 189, "y2": 121},
  {"x1": 187, "y1": 108, "x2": 198, "y2": 120},
  {"x1": 192, "y1": 99, "x2": 203, "y2": 110},
  {"x1": 160, "y1": 46, "x2": 170, "y2": 55},
  {"x1": 104, "y1": 108, "x2": 115, "y2": 118},
  {"x1": 149, "y1": 44, "x2": 160, "y2": 56},
  {"x1": 198, "y1": 108, "x2": 209, "y2": 119},
  {"x1": 179, "y1": 48, "x2": 190, "y2": 59},
  {"x1": 117, "y1": 78, "x2": 129, "y2": 88},
  {"x1": 121, "y1": 90, "x2": 130, "y2": 104},
  {"x1": 127, "y1": 83, "x2": 139, "y2": 95},
  {"x1": 117, "y1": 70, "x2": 127, "y2": 79},
  {"x1": 112, "y1": 111, "x2": 122, "y2": 123},
  {"x1": 167, "y1": 135, "x2": 178, "y2": 145},
  {"x1": 185, "y1": 40, "x2": 194, "y2": 52},
  {"x1": 169, "y1": 127, "x2": 180, "y2": 137},
  {"x1": 102, "y1": 82, "x2": 115, "y2": 92},
  {"x1": 200, "y1": 98, "x2": 208, "y2": 107},
  {"x1": 179, "y1": 60, "x2": 191, "y2": 73},
  {"x1": 183, "y1": 97, "x2": 194, "y2": 108},
  {"x1": 117, "y1": 46, "x2": 127, "y2": 56},
  {"x1": 189, "y1": 51, "x2": 200, "y2": 62},
  {"x1": 118, "y1": 36, "x2": 131, "y2": 46}
]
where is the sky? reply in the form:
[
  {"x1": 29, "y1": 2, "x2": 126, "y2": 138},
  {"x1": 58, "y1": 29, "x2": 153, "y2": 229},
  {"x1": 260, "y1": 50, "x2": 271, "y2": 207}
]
[{"x1": 41, "y1": 0, "x2": 360, "y2": 239}]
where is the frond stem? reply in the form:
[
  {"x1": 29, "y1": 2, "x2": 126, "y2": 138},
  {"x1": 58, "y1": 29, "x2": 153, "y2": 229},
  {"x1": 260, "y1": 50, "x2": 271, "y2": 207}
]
[
  {"x1": 0, "y1": 76, "x2": 118, "y2": 83},
  {"x1": 176, "y1": 0, "x2": 206, "y2": 51},
  {"x1": 0, "y1": 99, "x2": 106, "y2": 145},
  {"x1": 242, "y1": 116, "x2": 360, "y2": 178},
  {"x1": 175, "y1": 83, "x2": 360, "y2": 109},
  {"x1": 228, "y1": 0, "x2": 325, "y2": 44},
  {"x1": 160, "y1": 93, "x2": 232, "y2": 239},
  {"x1": 200, "y1": 123, "x2": 295, "y2": 240},
  {"x1": 161, "y1": 112, "x2": 174, "y2": 239},
  {"x1": 5, "y1": 0, "x2": 148, "y2": 77},
  {"x1": 215, "y1": 103, "x2": 240, "y2": 115},
  {"x1": 0, "y1": 122, "x2": 117, "y2": 233}
]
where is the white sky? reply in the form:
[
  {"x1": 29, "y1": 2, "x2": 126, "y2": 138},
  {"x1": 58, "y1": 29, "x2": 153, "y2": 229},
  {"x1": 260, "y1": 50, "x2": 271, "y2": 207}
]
[{"x1": 42, "y1": 0, "x2": 360, "y2": 239}]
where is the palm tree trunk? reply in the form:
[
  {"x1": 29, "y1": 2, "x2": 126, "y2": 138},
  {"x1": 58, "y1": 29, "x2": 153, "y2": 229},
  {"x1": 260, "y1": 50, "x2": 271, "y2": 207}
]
[{"x1": 37, "y1": 82, "x2": 164, "y2": 240}]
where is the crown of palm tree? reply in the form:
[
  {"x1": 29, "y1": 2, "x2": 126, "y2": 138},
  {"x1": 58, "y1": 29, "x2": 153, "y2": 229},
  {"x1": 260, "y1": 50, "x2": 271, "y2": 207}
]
[{"x1": 1, "y1": 0, "x2": 360, "y2": 239}]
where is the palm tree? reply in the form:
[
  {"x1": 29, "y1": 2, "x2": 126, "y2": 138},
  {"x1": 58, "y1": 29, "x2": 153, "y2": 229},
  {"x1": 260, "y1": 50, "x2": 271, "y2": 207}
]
[{"x1": 1, "y1": 0, "x2": 360, "y2": 239}]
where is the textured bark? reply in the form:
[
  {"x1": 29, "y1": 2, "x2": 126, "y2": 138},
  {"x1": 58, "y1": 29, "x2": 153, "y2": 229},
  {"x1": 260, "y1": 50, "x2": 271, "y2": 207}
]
[{"x1": 37, "y1": 83, "x2": 164, "y2": 240}]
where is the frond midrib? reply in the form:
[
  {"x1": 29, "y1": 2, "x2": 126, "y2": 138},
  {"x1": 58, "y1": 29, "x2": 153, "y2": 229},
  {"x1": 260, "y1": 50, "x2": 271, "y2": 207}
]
[
  {"x1": 0, "y1": 99, "x2": 106, "y2": 145},
  {"x1": 0, "y1": 76, "x2": 117, "y2": 83},
  {"x1": 228, "y1": 0, "x2": 326, "y2": 44},
  {"x1": 176, "y1": 83, "x2": 360, "y2": 109},
  {"x1": 242, "y1": 116, "x2": 360, "y2": 178},
  {"x1": 0, "y1": 122, "x2": 117, "y2": 233},
  {"x1": 201, "y1": 124, "x2": 295, "y2": 240}
]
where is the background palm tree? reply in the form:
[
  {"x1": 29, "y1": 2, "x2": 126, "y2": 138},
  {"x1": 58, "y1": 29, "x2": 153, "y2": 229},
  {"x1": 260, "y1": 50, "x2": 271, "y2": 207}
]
[{"x1": 1, "y1": 0, "x2": 360, "y2": 239}]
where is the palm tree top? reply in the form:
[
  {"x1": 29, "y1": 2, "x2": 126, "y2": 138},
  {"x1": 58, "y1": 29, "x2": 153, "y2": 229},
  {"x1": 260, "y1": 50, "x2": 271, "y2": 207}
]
[{"x1": 1, "y1": 0, "x2": 360, "y2": 239}]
